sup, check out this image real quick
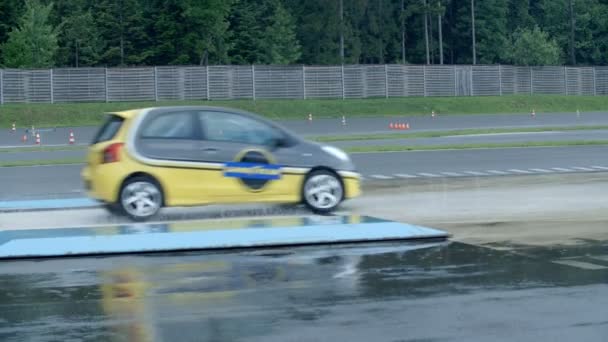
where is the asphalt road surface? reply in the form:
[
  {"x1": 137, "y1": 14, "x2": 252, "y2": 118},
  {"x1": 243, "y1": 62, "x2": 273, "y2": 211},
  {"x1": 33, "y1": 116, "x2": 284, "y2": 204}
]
[
  {"x1": 3, "y1": 129, "x2": 608, "y2": 162},
  {"x1": 1, "y1": 145, "x2": 608, "y2": 200},
  {"x1": 1, "y1": 111, "x2": 607, "y2": 147},
  {"x1": 1, "y1": 238, "x2": 607, "y2": 342}
]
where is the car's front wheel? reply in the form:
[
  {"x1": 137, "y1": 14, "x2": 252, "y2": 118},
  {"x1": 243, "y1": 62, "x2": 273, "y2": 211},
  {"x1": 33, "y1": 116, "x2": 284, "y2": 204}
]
[
  {"x1": 119, "y1": 176, "x2": 163, "y2": 221},
  {"x1": 302, "y1": 169, "x2": 344, "y2": 214}
]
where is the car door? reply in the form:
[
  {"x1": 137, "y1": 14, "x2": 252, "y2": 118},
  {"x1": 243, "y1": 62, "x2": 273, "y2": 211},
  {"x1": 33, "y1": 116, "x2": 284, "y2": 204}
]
[
  {"x1": 195, "y1": 110, "x2": 296, "y2": 199},
  {"x1": 134, "y1": 109, "x2": 211, "y2": 205}
]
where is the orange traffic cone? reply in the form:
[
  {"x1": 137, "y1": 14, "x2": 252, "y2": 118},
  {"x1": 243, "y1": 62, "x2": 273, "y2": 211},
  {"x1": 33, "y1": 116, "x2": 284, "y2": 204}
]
[
  {"x1": 68, "y1": 130, "x2": 75, "y2": 144},
  {"x1": 35, "y1": 133, "x2": 41, "y2": 145}
]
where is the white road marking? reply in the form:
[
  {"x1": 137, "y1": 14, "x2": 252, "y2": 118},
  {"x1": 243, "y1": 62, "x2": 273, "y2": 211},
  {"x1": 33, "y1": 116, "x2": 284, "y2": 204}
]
[
  {"x1": 486, "y1": 170, "x2": 508, "y2": 175},
  {"x1": 440, "y1": 172, "x2": 464, "y2": 177},
  {"x1": 553, "y1": 259, "x2": 608, "y2": 270},
  {"x1": 591, "y1": 166, "x2": 608, "y2": 170},
  {"x1": 529, "y1": 168, "x2": 554, "y2": 173},
  {"x1": 551, "y1": 167, "x2": 572, "y2": 172},
  {"x1": 588, "y1": 255, "x2": 608, "y2": 262},
  {"x1": 369, "y1": 174, "x2": 394, "y2": 180},
  {"x1": 394, "y1": 173, "x2": 418, "y2": 178},
  {"x1": 464, "y1": 171, "x2": 488, "y2": 176},
  {"x1": 572, "y1": 167, "x2": 595, "y2": 171},
  {"x1": 508, "y1": 169, "x2": 532, "y2": 174},
  {"x1": 417, "y1": 172, "x2": 440, "y2": 177}
]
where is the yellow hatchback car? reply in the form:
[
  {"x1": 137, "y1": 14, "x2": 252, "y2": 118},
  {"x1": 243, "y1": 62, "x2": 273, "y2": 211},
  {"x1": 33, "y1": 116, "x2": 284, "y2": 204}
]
[{"x1": 81, "y1": 106, "x2": 361, "y2": 221}]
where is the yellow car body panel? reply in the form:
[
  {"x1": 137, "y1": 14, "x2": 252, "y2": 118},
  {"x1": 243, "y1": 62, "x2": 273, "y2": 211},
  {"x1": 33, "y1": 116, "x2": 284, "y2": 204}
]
[{"x1": 81, "y1": 107, "x2": 361, "y2": 209}]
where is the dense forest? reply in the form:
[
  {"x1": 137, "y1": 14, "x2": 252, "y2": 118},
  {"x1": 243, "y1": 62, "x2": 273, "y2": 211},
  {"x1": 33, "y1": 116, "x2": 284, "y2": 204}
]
[{"x1": 0, "y1": 0, "x2": 606, "y2": 68}]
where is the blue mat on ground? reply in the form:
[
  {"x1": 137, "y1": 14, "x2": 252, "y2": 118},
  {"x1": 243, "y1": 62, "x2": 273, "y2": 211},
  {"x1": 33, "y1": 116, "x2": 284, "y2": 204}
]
[
  {"x1": 0, "y1": 198, "x2": 99, "y2": 211},
  {"x1": 0, "y1": 215, "x2": 449, "y2": 259}
]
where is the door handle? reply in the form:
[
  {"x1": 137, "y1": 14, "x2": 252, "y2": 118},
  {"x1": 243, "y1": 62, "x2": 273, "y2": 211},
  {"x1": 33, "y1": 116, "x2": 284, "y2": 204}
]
[{"x1": 201, "y1": 148, "x2": 218, "y2": 153}]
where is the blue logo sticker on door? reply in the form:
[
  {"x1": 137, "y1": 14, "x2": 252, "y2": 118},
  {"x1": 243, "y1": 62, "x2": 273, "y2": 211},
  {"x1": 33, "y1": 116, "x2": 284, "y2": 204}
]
[{"x1": 224, "y1": 162, "x2": 281, "y2": 180}]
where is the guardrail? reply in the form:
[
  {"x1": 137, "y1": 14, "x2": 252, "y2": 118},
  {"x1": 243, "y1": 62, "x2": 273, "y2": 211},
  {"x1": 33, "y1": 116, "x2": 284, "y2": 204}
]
[{"x1": 0, "y1": 64, "x2": 603, "y2": 104}]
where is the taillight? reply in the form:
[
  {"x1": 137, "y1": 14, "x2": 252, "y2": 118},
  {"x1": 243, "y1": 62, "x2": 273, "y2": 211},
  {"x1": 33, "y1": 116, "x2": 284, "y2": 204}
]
[{"x1": 102, "y1": 143, "x2": 124, "y2": 163}]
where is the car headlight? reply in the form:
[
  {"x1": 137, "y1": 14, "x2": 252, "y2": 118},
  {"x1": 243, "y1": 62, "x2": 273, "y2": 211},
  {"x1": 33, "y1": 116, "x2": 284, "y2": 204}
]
[{"x1": 322, "y1": 145, "x2": 350, "y2": 162}]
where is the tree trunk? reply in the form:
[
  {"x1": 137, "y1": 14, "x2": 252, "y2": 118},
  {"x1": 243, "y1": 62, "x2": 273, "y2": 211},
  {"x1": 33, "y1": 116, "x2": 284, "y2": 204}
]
[
  {"x1": 569, "y1": 0, "x2": 576, "y2": 65},
  {"x1": 423, "y1": 0, "x2": 430, "y2": 64},
  {"x1": 75, "y1": 40, "x2": 79, "y2": 68},
  {"x1": 438, "y1": 12, "x2": 443, "y2": 64},
  {"x1": 471, "y1": 0, "x2": 476, "y2": 64},
  {"x1": 401, "y1": 0, "x2": 405, "y2": 64},
  {"x1": 340, "y1": 0, "x2": 344, "y2": 63}
]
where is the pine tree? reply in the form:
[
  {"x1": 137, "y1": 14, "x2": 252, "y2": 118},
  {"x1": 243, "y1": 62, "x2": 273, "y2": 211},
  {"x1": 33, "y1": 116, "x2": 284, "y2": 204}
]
[
  {"x1": 262, "y1": 0, "x2": 302, "y2": 64},
  {"x1": 92, "y1": 0, "x2": 150, "y2": 66},
  {"x1": 1, "y1": 0, "x2": 59, "y2": 68},
  {"x1": 180, "y1": 0, "x2": 235, "y2": 65},
  {"x1": 227, "y1": 0, "x2": 266, "y2": 64},
  {"x1": 475, "y1": 0, "x2": 509, "y2": 64}
]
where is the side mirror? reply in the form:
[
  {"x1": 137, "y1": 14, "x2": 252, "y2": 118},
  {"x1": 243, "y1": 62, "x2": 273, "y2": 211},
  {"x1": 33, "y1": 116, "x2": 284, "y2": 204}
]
[{"x1": 269, "y1": 137, "x2": 285, "y2": 150}]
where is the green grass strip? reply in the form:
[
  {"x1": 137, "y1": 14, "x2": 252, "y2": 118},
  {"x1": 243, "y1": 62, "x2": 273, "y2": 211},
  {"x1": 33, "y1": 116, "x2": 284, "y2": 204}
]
[
  {"x1": 0, "y1": 145, "x2": 87, "y2": 153},
  {"x1": 344, "y1": 140, "x2": 608, "y2": 153},
  {"x1": 0, "y1": 158, "x2": 85, "y2": 167},
  {"x1": 0, "y1": 94, "x2": 606, "y2": 128},
  {"x1": 313, "y1": 125, "x2": 608, "y2": 142}
]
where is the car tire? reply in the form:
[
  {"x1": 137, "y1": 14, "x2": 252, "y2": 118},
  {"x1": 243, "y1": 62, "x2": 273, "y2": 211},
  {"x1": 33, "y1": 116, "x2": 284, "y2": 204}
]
[
  {"x1": 118, "y1": 176, "x2": 163, "y2": 222},
  {"x1": 302, "y1": 169, "x2": 344, "y2": 214}
]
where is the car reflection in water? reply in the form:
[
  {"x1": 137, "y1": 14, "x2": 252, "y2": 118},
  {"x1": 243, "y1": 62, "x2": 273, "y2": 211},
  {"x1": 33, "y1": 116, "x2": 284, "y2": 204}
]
[{"x1": 3, "y1": 233, "x2": 606, "y2": 341}]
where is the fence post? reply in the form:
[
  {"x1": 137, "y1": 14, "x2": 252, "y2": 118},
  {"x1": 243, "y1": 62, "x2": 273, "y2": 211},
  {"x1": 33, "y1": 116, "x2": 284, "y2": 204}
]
[
  {"x1": 384, "y1": 64, "x2": 389, "y2": 98},
  {"x1": 469, "y1": 65, "x2": 473, "y2": 96},
  {"x1": 563, "y1": 66, "x2": 568, "y2": 95},
  {"x1": 206, "y1": 66, "x2": 211, "y2": 100},
  {"x1": 423, "y1": 65, "x2": 427, "y2": 97},
  {"x1": 498, "y1": 64, "x2": 502, "y2": 96},
  {"x1": 154, "y1": 66, "x2": 158, "y2": 102},
  {"x1": 104, "y1": 67, "x2": 109, "y2": 103},
  {"x1": 0, "y1": 70, "x2": 3, "y2": 105},
  {"x1": 593, "y1": 67, "x2": 597, "y2": 96},
  {"x1": 50, "y1": 69, "x2": 54, "y2": 104},
  {"x1": 530, "y1": 67, "x2": 533, "y2": 94},
  {"x1": 302, "y1": 64, "x2": 306, "y2": 100},
  {"x1": 341, "y1": 64, "x2": 345, "y2": 99},
  {"x1": 453, "y1": 66, "x2": 458, "y2": 96},
  {"x1": 251, "y1": 65, "x2": 256, "y2": 101}
]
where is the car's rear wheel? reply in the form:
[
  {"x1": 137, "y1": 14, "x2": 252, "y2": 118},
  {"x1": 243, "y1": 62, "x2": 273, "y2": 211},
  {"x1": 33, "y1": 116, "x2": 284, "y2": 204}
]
[
  {"x1": 119, "y1": 176, "x2": 163, "y2": 221},
  {"x1": 302, "y1": 169, "x2": 344, "y2": 214}
]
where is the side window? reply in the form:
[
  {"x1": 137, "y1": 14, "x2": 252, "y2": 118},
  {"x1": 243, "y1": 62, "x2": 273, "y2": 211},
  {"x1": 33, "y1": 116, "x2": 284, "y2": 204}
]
[
  {"x1": 199, "y1": 111, "x2": 282, "y2": 146},
  {"x1": 139, "y1": 111, "x2": 196, "y2": 139}
]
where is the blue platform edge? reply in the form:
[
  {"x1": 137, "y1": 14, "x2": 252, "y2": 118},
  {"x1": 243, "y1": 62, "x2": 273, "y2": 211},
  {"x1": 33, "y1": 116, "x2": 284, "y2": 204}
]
[
  {"x1": 0, "y1": 198, "x2": 99, "y2": 211},
  {"x1": 0, "y1": 215, "x2": 449, "y2": 259}
]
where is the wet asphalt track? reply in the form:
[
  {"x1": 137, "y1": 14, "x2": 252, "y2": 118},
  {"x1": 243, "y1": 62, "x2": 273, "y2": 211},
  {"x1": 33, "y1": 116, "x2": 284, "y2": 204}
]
[
  {"x1": 1, "y1": 239, "x2": 607, "y2": 342},
  {"x1": 2, "y1": 145, "x2": 608, "y2": 200}
]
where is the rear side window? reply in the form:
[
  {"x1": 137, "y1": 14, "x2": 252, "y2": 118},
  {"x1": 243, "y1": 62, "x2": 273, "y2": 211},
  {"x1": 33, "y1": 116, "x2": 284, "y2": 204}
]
[
  {"x1": 139, "y1": 111, "x2": 197, "y2": 139},
  {"x1": 92, "y1": 115, "x2": 124, "y2": 144}
]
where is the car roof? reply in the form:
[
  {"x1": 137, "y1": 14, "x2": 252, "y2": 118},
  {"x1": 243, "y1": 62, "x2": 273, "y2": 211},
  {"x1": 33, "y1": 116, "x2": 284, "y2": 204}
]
[{"x1": 107, "y1": 105, "x2": 265, "y2": 120}]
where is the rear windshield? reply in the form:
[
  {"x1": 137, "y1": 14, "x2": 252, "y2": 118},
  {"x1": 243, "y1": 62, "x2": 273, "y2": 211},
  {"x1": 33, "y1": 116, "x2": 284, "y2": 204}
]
[{"x1": 92, "y1": 114, "x2": 124, "y2": 144}]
